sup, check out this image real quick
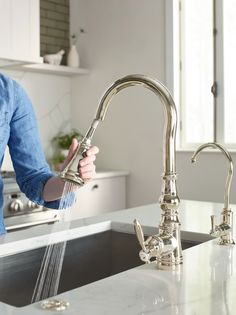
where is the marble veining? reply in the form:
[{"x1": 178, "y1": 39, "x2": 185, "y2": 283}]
[{"x1": 0, "y1": 199, "x2": 235, "y2": 314}]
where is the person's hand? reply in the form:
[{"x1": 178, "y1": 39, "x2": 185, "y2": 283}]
[{"x1": 62, "y1": 138, "x2": 99, "y2": 181}]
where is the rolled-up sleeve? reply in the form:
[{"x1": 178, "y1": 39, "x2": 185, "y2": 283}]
[{"x1": 7, "y1": 80, "x2": 73, "y2": 209}]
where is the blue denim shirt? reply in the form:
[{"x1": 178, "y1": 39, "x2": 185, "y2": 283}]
[{"x1": 0, "y1": 73, "x2": 64, "y2": 234}]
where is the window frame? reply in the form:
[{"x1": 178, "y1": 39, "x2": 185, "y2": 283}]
[{"x1": 166, "y1": 0, "x2": 236, "y2": 151}]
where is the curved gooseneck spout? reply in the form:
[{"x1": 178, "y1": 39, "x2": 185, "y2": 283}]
[
  {"x1": 191, "y1": 142, "x2": 233, "y2": 211},
  {"x1": 60, "y1": 74, "x2": 183, "y2": 267},
  {"x1": 191, "y1": 142, "x2": 235, "y2": 245},
  {"x1": 94, "y1": 75, "x2": 178, "y2": 179}
]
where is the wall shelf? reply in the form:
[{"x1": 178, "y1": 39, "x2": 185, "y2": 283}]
[{"x1": 1, "y1": 63, "x2": 89, "y2": 77}]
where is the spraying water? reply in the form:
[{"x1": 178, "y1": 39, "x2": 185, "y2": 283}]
[{"x1": 31, "y1": 181, "x2": 76, "y2": 303}]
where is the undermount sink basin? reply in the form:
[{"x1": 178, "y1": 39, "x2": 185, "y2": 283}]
[{"x1": 0, "y1": 224, "x2": 203, "y2": 307}]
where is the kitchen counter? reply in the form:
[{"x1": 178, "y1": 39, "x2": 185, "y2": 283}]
[
  {"x1": 94, "y1": 169, "x2": 130, "y2": 179},
  {"x1": 0, "y1": 199, "x2": 235, "y2": 314}
]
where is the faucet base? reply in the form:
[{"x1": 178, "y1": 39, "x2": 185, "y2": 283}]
[
  {"x1": 157, "y1": 253, "x2": 183, "y2": 268},
  {"x1": 218, "y1": 239, "x2": 235, "y2": 246},
  {"x1": 156, "y1": 262, "x2": 183, "y2": 271}
]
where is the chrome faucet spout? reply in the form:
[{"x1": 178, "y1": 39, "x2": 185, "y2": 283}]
[
  {"x1": 60, "y1": 74, "x2": 183, "y2": 266},
  {"x1": 191, "y1": 142, "x2": 233, "y2": 210},
  {"x1": 191, "y1": 142, "x2": 235, "y2": 245},
  {"x1": 95, "y1": 75, "x2": 178, "y2": 178}
]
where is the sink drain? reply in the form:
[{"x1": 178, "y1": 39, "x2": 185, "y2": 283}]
[{"x1": 41, "y1": 299, "x2": 70, "y2": 311}]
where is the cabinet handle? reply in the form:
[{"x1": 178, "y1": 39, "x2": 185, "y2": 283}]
[{"x1": 92, "y1": 184, "x2": 99, "y2": 190}]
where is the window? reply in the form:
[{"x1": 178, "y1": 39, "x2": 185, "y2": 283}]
[
  {"x1": 223, "y1": 0, "x2": 236, "y2": 144},
  {"x1": 168, "y1": 0, "x2": 236, "y2": 150}
]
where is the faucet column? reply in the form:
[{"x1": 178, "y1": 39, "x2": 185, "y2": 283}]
[
  {"x1": 95, "y1": 75, "x2": 183, "y2": 267},
  {"x1": 60, "y1": 74, "x2": 183, "y2": 267}
]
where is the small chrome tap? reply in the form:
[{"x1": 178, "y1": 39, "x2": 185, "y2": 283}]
[
  {"x1": 191, "y1": 142, "x2": 235, "y2": 245},
  {"x1": 60, "y1": 74, "x2": 183, "y2": 267}
]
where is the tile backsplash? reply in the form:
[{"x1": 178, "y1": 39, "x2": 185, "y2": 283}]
[{"x1": 40, "y1": 0, "x2": 70, "y2": 65}]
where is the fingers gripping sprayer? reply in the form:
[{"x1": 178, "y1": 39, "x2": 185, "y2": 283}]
[{"x1": 59, "y1": 119, "x2": 99, "y2": 185}]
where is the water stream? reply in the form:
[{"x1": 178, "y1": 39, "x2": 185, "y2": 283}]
[{"x1": 31, "y1": 181, "x2": 76, "y2": 303}]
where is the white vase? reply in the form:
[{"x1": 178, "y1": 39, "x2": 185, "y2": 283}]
[{"x1": 67, "y1": 45, "x2": 80, "y2": 67}]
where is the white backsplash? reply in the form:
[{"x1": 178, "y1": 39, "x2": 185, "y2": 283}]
[{"x1": 1, "y1": 69, "x2": 71, "y2": 171}]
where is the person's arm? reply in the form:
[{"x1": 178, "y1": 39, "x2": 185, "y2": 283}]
[
  {"x1": 8, "y1": 80, "x2": 55, "y2": 207},
  {"x1": 43, "y1": 139, "x2": 99, "y2": 201},
  {"x1": 8, "y1": 80, "x2": 98, "y2": 208}
]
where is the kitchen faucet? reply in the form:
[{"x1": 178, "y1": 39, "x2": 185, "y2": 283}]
[
  {"x1": 191, "y1": 142, "x2": 235, "y2": 245},
  {"x1": 60, "y1": 74, "x2": 183, "y2": 268}
]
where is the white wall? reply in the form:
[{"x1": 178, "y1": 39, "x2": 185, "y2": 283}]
[
  {"x1": 70, "y1": 0, "x2": 236, "y2": 208},
  {"x1": 4, "y1": 0, "x2": 232, "y2": 210},
  {"x1": 3, "y1": 1, "x2": 233, "y2": 209},
  {"x1": 70, "y1": 0, "x2": 166, "y2": 208},
  {"x1": 1, "y1": 69, "x2": 71, "y2": 170}
]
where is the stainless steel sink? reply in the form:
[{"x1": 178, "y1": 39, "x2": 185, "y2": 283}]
[{"x1": 0, "y1": 228, "x2": 202, "y2": 307}]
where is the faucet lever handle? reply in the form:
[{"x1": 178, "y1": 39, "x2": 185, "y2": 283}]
[
  {"x1": 210, "y1": 215, "x2": 216, "y2": 234},
  {"x1": 133, "y1": 219, "x2": 146, "y2": 251}
]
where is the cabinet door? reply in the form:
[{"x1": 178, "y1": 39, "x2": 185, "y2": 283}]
[
  {"x1": 0, "y1": 0, "x2": 41, "y2": 62},
  {"x1": 67, "y1": 176, "x2": 127, "y2": 220}
]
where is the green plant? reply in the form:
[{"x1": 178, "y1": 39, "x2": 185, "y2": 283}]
[
  {"x1": 49, "y1": 152, "x2": 66, "y2": 171},
  {"x1": 50, "y1": 152, "x2": 65, "y2": 165},
  {"x1": 53, "y1": 128, "x2": 83, "y2": 150}
]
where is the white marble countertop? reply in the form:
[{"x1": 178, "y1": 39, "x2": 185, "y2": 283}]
[{"x1": 0, "y1": 199, "x2": 235, "y2": 314}]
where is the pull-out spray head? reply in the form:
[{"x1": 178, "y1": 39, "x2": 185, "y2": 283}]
[{"x1": 59, "y1": 119, "x2": 100, "y2": 185}]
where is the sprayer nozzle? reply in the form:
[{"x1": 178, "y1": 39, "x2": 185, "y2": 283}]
[{"x1": 60, "y1": 170, "x2": 85, "y2": 186}]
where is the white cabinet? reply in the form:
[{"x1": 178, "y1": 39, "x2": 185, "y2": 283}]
[
  {"x1": 0, "y1": 0, "x2": 42, "y2": 64},
  {"x1": 67, "y1": 172, "x2": 128, "y2": 221}
]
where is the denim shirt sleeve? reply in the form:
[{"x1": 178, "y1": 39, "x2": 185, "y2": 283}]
[{"x1": 7, "y1": 80, "x2": 70, "y2": 209}]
